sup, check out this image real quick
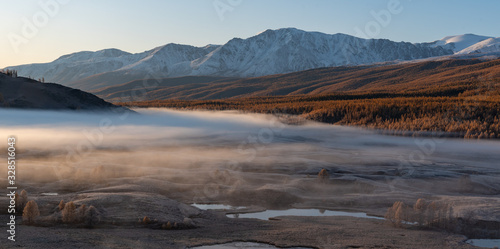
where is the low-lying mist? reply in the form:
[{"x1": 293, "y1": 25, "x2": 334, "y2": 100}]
[{"x1": 1, "y1": 108, "x2": 499, "y2": 214}]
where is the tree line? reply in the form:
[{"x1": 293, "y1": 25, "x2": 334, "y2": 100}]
[
  {"x1": 120, "y1": 92, "x2": 500, "y2": 139},
  {"x1": 1, "y1": 69, "x2": 18, "y2": 78},
  {"x1": 1, "y1": 69, "x2": 46, "y2": 82}
]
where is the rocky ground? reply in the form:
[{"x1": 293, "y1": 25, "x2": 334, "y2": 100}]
[{"x1": 1, "y1": 211, "x2": 477, "y2": 249}]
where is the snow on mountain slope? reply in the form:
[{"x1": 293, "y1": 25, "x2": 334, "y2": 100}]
[
  {"x1": 6, "y1": 45, "x2": 220, "y2": 87},
  {"x1": 457, "y1": 37, "x2": 500, "y2": 54},
  {"x1": 66, "y1": 28, "x2": 452, "y2": 90},
  {"x1": 119, "y1": 43, "x2": 217, "y2": 74},
  {"x1": 6, "y1": 48, "x2": 140, "y2": 84},
  {"x1": 188, "y1": 28, "x2": 452, "y2": 77},
  {"x1": 432, "y1": 34, "x2": 493, "y2": 52},
  {"x1": 11, "y1": 28, "x2": 500, "y2": 91}
]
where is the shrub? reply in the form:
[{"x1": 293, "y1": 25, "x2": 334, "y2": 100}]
[
  {"x1": 142, "y1": 216, "x2": 151, "y2": 224},
  {"x1": 78, "y1": 204, "x2": 87, "y2": 223},
  {"x1": 62, "y1": 201, "x2": 77, "y2": 224},
  {"x1": 386, "y1": 199, "x2": 459, "y2": 231},
  {"x1": 22, "y1": 200, "x2": 40, "y2": 225},
  {"x1": 413, "y1": 198, "x2": 427, "y2": 226},
  {"x1": 162, "y1": 221, "x2": 172, "y2": 230},
  {"x1": 84, "y1": 206, "x2": 100, "y2": 228},
  {"x1": 318, "y1": 169, "x2": 329, "y2": 182},
  {"x1": 385, "y1": 201, "x2": 407, "y2": 227},
  {"x1": 58, "y1": 200, "x2": 65, "y2": 211}
]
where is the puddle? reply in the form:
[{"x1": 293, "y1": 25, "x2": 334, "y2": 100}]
[
  {"x1": 227, "y1": 208, "x2": 384, "y2": 220},
  {"x1": 466, "y1": 239, "x2": 500, "y2": 248},
  {"x1": 189, "y1": 242, "x2": 312, "y2": 249},
  {"x1": 193, "y1": 204, "x2": 384, "y2": 221},
  {"x1": 192, "y1": 204, "x2": 245, "y2": 210}
]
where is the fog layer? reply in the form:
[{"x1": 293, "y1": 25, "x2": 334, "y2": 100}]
[{"x1": 0, "y1": 108, "x2": 499, "y2": 220}]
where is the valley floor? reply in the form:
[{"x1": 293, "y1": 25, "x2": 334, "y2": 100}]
[{"x1": 0, "y1": 109, "x2": 499, "y2": 248}]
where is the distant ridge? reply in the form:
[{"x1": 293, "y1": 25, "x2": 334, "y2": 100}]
[
  {"x1": 94, "y1": 59, "x2": 500, "y2": 102},
  {"x1": 5, "y1": 28, "x2": 460, "y2": 91}
]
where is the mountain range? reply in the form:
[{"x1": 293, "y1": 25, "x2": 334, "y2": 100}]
[{"x1": 5, "y1": 28, "x2": 500, "y2": 92}]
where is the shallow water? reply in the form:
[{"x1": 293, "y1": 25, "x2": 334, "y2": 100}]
[
  {"x1": 227, "y1": 208, "x2": 383, "y2": 220},
  {"x1": 192, "y1": 204, "x2": 245, "y2": 210},
  {"x1": 189, "y1": 242, "x2": 312, "y2": 249},
  {"x1": 466, "y1": 239, "x2": 500, "y2": 248},
  {"x1": 193, "y1": 204, "x2": 382, "y2": 221}
]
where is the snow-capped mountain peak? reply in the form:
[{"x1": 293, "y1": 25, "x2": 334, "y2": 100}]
[
  {"x1": 54, "y1": 48, "x2": 132, "y2": 64},
  {"x1": 434, "y1": 34, "x2": 493, "y2": 52},
  {"x1": 4, "y1": 28, "x2": 499, "y2": 91},
  {"x1": 456, "y1": 37, "x2": 500, "y2": 54}
]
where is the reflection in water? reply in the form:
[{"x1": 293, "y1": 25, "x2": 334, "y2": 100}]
[
  {"x1": 193, "y1": 203, "x2": 383, "y2": 221},
  {"x1": 192, "y1": 204, "x2": 245, "y2": 210},
  {"x1": 227, "y1": 208, "x2": 384, "y2": 220}
]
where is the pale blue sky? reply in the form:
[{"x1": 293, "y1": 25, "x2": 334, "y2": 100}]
[{"x1": 1, "y1": 0, "x2": 499, "y2": 68}]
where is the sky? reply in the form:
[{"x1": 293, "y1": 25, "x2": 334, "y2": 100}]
[{"x1": 1, "y1": 0, "x2": 499, "y2": 68}]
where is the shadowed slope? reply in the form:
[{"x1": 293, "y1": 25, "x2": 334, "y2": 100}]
[{"x1": 0, "y1": 73, "x2": 125, "y2": 110}]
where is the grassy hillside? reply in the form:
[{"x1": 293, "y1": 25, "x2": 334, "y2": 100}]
[
  {"x1": 93, "y1": 76, "x2": 239, "y2": 101},
  {"x1": 100, "y1": 59, "x2": 500, "y2": 102}
]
